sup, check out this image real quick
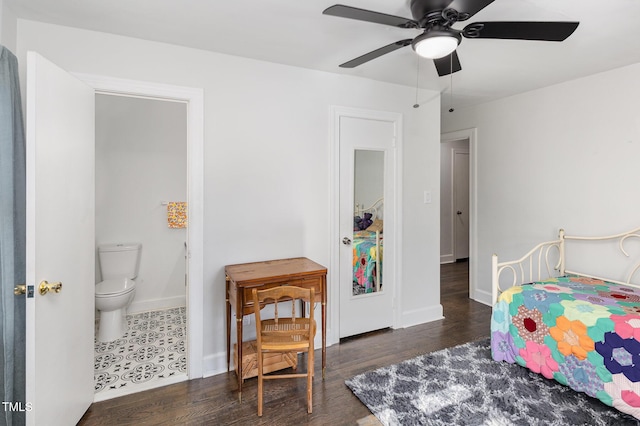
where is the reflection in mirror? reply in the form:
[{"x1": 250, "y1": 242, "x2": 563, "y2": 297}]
[{"x1": 352, "y1": 150, "x2": 384, "y2": 296}]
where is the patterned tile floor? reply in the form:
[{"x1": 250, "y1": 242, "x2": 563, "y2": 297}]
[{"x1": 94, "y1": 306, "x2": 188, "y2": 401}]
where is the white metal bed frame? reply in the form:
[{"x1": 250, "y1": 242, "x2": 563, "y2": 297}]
[
  {"x1": 354, "y1": 197, "x2": 383, "y2": 292},
  {"x1": 491, "y1": 226, "x2": 640, "y2": 304}
]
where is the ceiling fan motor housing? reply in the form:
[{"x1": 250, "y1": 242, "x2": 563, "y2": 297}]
[
  {"x1": 410, "y1": 0, "x2": 450, "y2": 22},
  {"x1": 410, "y1": 0, "x2": 471, "y2": 33}
]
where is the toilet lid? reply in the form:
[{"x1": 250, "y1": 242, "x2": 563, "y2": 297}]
[{"x1": 96, "y1": 278, "x2": 135, "y2": 296}]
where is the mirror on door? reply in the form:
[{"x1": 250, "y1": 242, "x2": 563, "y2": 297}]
[{"x1": 352, "y1": 150, "x2": 384, "y2": 296}]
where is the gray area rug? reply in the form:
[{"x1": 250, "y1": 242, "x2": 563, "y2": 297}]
[{"x1": 346, "y1": 338, "x2": 640, "y2": 426}]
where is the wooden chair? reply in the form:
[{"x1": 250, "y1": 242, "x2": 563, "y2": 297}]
[{"x1": 252, "y1": 286, "x2": 316, "y2": 417}]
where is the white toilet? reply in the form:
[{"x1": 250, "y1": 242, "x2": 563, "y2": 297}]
[{"x1": 96, "y1": 243, "x2": 142, "y2": 342}]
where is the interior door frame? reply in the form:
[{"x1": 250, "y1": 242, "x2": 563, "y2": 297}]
[
  {"x1": 329, "y1": 105, "x2": 403, "y2": 345},
  {"x1": 441, "y1": 128, "x2": 477, "y2": 300},
  {"x1": 74, "y1": 73, "x2": 204, "y2": 380}
]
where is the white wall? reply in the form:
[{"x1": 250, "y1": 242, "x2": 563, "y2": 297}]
[
  {"x1": 440, "y1": 138, "x2": 469, "y2": 263},
  {"x1": 16, "y1": 19, "x2": 443, "y2": 376},
  {"x1": 442, "y1": 62, "x2": 640, "y2": 304},
  {"x1": 95, "y1": 94, "x2": 187, "y2": 313},
  {"x1": 401, "y1": 95, "x2": 442, "y2": 327},
  {"x1": 0, "y1": 0, "x2": 17, "y2": 52}
]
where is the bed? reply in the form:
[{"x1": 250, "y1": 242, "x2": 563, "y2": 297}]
[
  {"x1": 491, "y1": 226, "x2": 640, "y2": 419},
  {"x1": 352, "y1": 198, "x2": 383, "y2": 296}
]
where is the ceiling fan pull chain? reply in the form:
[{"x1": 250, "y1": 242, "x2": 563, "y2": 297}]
[
  {"x1": 449, "y1": 54, "x2": 455, "y2": 113},
  {"x1": 413, "y1": 58, "x2": 420, "y2": 108}
]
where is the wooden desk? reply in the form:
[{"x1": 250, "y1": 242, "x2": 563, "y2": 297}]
[{"x1": 225, "y1": 257, "x2": 327, "y2": 400}]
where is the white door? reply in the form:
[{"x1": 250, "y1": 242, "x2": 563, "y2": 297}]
[
  {"x1": 25, "y1": 52, "x2": 95, "y2": 425},
  {"x1": 339, "y1": 113, "x2": 397, "y2": 338},
  {"x1": 453, "y1": 149, "x2": 469, "y2": 259}
]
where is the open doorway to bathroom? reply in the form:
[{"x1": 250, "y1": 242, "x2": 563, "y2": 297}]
[{"x1": 93, "y1": 94, "x2": 188, "y2": 401}]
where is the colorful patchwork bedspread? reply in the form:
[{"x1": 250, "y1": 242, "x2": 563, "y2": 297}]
[
  {"x1": 353, "y1": 231, "x2": 382, "y2": 293},
  {"x1": 491, "y1": 275, "x2": 640, "y2": 419}
]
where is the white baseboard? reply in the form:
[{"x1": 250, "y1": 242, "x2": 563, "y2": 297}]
[
  {"x1": 203, "y1": 351, "x2": 230, "y2": 378},
  {"x1": 471, "y1": 288, "x2": 492, "y2": 306},
  {"x1": 440, "y1": 254, "x2": 454, "y2": 264},
  {"x1": 400, "y1": 303, "x2": 444, "y2": 328},
  {"x1": 128, "y1": 295, "x2": 186, "y2": 314}
]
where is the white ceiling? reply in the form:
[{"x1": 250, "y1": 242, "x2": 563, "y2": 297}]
[{"x1": 7, "y1": 0, "x2": 640, "y2": 110}]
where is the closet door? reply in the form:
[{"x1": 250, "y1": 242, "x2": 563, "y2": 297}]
[
  {"x1": 453, "y1": 149, "x2": 469, "y2": 259},
  {"x1": 337, "y1": 110, "x2": 398, "y2": 338}
]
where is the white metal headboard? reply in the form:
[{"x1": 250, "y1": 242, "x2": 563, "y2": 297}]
[
  {"x1": 563, "y1": 227, "x2": 640, "y2": 287},
  {"x1": 354, "y1": 197, "x2": 383, "y2": 219},
  {"x1": 491, "y1": 226, "x2": 640, "y2": 304}
]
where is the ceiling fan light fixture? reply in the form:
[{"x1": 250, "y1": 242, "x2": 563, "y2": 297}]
[{"x1": 412, "y1": 30, "x2": 461, "y2": 59}]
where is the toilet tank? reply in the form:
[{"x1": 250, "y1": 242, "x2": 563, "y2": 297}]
[{"x1": 98, "y1": 243, "x2": 142, "y2": 280}]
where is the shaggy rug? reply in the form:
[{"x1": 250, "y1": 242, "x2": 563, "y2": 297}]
[{"x1": 346, "y1": 338, "x2": 640, "y2": 426}]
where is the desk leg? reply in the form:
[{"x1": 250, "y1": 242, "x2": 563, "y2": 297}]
[
  {"x1": 226, "y1": 302, "x2": 231, "y2": 372},
  {"x1": 322, "y1": 301, "x2": 326, "y2": 379},
  {"x1": 226, "y1": 277, "x2": 231, "y2": 373},
  {"x1": 236, "y1": 315, "x2": 243, "y2": 402}
]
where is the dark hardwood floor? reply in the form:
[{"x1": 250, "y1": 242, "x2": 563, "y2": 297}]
[{"x1": 78, "y1": 260, "x2": 491, "y2": 425}]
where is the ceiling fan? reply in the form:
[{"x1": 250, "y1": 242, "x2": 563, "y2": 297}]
[{"x1": 323, "y1": 0, "x2": 579, "y2": 76}]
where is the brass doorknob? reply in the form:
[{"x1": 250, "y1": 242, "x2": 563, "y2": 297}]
[
  {"x1": 39, "y1": 280, "x2": 62, "y2": 296},
  {"x1": 14, "y1": 284, "x2": 26, "y2": 296}
]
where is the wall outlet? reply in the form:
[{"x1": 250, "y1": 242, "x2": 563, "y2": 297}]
[{"x1": 243, "y1": 316, "x2": 251, "y2": 325}]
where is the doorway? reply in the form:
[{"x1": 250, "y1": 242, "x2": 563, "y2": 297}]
[
  {"x1": 76, "y1": 73, "x2": 205, "y2": 398},
  {"x1": 93, "y1": 94, "x2": 188, "y2": 400},
  {"x1": 440, "y1": 129, "x2": 478, "y2": 301}
]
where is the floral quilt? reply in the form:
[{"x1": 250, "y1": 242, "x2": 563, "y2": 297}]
[
  {"x1": 353, "y1": 231, "x2": 382, "y2": 293},
  {"x1": 491, "y1": 275, "x2": 640, "y2": 419}
]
